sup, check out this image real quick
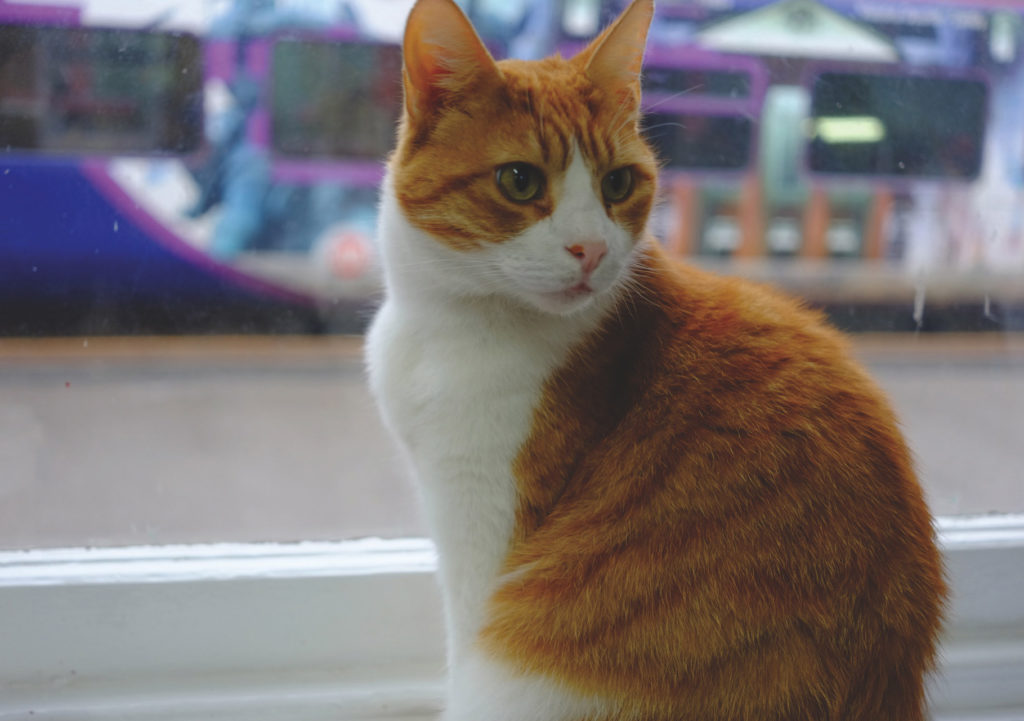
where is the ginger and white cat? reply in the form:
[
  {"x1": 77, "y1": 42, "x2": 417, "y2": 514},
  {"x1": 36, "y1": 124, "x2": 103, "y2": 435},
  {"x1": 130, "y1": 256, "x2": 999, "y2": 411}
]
[{"x1": 365, "y1": 1, "x2": 945, "y2": 719}]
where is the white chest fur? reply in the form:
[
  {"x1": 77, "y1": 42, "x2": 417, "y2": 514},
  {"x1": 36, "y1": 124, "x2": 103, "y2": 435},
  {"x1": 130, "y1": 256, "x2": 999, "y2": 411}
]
[
  {"x1": 365, "y1": 178, "x2": 610, "y2": 662},
  {"x1": 367, "y1": 299, "x2": 565, "y2": 658}
]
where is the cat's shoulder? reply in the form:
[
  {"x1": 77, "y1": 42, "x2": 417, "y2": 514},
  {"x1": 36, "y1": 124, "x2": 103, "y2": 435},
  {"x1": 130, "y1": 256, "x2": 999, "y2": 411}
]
[
  {"x1": 618, "y1": 245, "x2": 882, "y2": 410},
  {"x1": 634, "y1": 246, "x2": 849, "y2": 355}
]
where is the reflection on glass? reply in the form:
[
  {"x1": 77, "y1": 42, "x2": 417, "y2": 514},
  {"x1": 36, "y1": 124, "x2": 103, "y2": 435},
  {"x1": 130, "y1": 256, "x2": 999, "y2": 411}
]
[
  {"x1": 807, "y1": 71, "x2": 987, "y2": 178},
  {"x1": 271, "y1": 40, "x2": 402, "y2": 160},
  {"x1": 562, "y1": 0, "x2": 601, "y2": 38},
  {"x1": 0, "y1": 24, "x2": 202, "y2": 155},
  {"x1": 643, "y1": 68, "x2": 751, "y2": 99},
  {"x1": 643, "y1": 112, "x2": 753, "y2": 170}
]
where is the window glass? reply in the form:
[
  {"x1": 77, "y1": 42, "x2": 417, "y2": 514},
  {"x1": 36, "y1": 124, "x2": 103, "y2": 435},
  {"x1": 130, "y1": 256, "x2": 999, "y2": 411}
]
[
  {"x1": 0, "y1": 24, "x2": 202, "y2": 155},
  {"x1": 1, "y1": 0, "x2": 1022, "y2": 552},
  {"x1": 643, "y1": 67, "x2": 752, "y2": 99},
  {"x1": 562, "y1": 0, "x2": 602, "y2": 39},
  {"x1": 271, "y1": 39, "x2": 401, "y2": 159},
  {"x1": 807, "y1": 71, "x2": 987, "y2": 178},
  {"x1": 644, "y1": 113, "x2": 754, "y2": 170}
]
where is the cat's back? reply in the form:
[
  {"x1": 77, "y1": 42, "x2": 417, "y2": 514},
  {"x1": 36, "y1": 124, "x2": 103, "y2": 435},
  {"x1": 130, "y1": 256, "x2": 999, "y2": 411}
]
[
  {"x1": 507, "y1": 244, "x2": 937, "y2": 564},
  {"x1": 482, "y1": 245, "x2": 945, "y2": 721},
  {"x1": 637, "y1": 247, "x2": 908, "y2": 456}
]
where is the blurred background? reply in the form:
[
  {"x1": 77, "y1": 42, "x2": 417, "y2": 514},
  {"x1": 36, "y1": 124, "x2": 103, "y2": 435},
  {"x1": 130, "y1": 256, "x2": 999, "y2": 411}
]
[{"x1": 1, "y1": 0, "x2": 1022, "y2": 550}]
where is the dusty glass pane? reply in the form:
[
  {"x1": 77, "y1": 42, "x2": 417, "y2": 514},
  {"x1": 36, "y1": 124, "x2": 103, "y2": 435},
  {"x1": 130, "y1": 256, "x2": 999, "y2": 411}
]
[
  {"x1": 0, "y1": 0, "x2": 1022, "y2": 550},
  {"x1": 0, "y1": 24, "x2": 202, "y2": 154},
  {"x1": 644, "y1": 113, "x2": 754, "y2": 170},
  {"x1": 0, "y1": 335, "x2": 1021, "y2": 551},
  {"x1": 807, "y1": 72, "x2": 986, "y2": 179},
  {"x1": 271, "y1": 39, "x2": 401, "y2": 159}
]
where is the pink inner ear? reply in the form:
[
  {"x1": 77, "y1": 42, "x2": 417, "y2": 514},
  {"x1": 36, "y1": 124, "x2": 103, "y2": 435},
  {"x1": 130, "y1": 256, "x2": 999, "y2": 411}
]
[
  {"x1": 402, "y1": 33, "x2": 444, "y2": 117},
  {"x1": 401, "y1": 0, "x2": 498, "y2": 120},
  {"x1": 580, "y1": 0, "x2": 653, "y2": 101}
]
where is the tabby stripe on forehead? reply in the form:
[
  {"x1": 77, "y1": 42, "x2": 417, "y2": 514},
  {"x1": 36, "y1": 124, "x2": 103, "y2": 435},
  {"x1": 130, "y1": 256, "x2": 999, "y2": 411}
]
[
  {"x1": 599, "y1": 127, "x2": 617, "y2": 168},
  {"x1": 511, "y1": 86, "x2": 561, "y2": 167},
  {"x1": 556, "y1": 104, "x2": 585, "y2": 169},
  {"x1": 579, "y1": 132, "x2": 602, "y2": 170},
  {"x1": 555, "y1": 130, "x2": 572, "y2": 170},
  {"x1": 535, "y1": 118, "x2": 552, "y2": 165}
]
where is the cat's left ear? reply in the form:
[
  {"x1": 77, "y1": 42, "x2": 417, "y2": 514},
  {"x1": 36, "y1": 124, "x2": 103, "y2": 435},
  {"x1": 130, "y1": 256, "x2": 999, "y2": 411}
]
[
  {"x1": 574, "y1": 0, "x2": 653, "y2": 108},
  {"x1": 402, "y1": 0, "x2": 500, "y2": 124}
]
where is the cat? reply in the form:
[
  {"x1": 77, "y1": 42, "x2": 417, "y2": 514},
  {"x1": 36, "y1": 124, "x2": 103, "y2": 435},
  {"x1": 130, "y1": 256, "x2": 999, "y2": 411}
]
[{"x1": 364, "y1": 0, "x2": 946, "y2": 719}]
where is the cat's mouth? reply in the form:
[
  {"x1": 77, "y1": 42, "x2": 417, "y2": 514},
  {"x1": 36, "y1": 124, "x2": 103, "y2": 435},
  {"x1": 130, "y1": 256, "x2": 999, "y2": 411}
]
[
  {"x1": 549, "y1": 281, "x2": 593, "y2": 300},
  {"x1": 533, "y1": 281, "x2": 598, "y2": 313}
]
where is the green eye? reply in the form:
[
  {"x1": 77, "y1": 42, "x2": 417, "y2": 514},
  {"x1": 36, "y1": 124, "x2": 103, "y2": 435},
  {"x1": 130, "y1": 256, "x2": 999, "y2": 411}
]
[
  {"x1": 496, "y1": 162, "x2": 545, "y2": 203},
  {"x1": 601, "y1": 167, "x2": 634, "y2": 203}
]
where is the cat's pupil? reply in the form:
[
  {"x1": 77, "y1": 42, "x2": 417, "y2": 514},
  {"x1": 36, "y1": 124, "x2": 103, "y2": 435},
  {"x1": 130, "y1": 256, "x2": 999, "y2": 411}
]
[{"x1": 511, "y1": 166, "x2": 530, "y2": 192}]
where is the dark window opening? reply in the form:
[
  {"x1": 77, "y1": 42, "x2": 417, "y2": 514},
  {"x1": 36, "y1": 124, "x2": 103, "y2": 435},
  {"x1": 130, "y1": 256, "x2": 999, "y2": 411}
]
[
  {"x1": 643, "y1": 112, "x2": 753, "y2": 171},
  {"x1": 271, "y1": 39, "x2": 402, "y2": 160},
  {"x1": 807, "y1": 71, "x2": 986, "y2": 179},
  {"x1": 0, "y1": 24, "x2": 202, "y2": 155}
]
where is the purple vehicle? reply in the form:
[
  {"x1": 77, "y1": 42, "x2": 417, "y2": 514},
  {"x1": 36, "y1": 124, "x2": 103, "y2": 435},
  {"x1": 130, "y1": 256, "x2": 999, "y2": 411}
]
[
  {"x1": 557, "y1": 0, "x2": 1015, "y2": 282},
  {"x1": 0, "y1": 0, "x2": 400, "y2": 334},
  {"x1": 3, "y1": 0, "x2": 1023, "y2": 333}
]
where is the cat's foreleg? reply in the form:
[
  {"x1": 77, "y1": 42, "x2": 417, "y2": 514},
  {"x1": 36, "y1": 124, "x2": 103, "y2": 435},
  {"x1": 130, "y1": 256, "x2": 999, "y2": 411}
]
[{"x1": 443, "y1": 649, "x2": 612, "y2": 721}]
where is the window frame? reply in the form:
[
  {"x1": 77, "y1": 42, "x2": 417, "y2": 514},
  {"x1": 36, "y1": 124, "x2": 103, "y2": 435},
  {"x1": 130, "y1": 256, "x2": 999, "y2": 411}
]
[{"x1": 1, "y1": 515, "x2": 1022, "y2": 720}]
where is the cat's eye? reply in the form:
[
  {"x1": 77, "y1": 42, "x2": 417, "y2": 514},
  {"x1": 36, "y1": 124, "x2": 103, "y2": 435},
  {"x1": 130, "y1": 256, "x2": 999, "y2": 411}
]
[
  {"x1": 601, "y1": 167, "x2": 634, "y2": 203},
  {"x1": 496, "y1": 162, "x2": 545, "y2": 203}
]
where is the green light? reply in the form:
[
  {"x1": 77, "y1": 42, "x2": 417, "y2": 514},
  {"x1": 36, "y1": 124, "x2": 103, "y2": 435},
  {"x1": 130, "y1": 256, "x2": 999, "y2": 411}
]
[{"x1": 813, "y1": 116, "x2": 886, "y2": 144}]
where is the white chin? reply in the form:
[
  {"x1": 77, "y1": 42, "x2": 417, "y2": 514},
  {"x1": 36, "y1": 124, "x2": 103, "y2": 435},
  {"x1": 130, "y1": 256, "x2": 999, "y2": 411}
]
[{"x1": 525, "y1": 287, "x2": 599, "y2": 315}]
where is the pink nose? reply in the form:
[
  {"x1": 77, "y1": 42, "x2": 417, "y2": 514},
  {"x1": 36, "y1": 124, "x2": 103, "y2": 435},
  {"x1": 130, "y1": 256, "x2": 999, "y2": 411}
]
[{"x1": 565, "y1": 242, "x2": 607, "y2": 274}]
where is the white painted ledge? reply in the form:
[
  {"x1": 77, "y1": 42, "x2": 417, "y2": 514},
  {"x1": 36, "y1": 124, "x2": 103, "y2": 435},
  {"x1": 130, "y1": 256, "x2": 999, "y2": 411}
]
[{"x1": 0, "y1": 516, "x2": 1022, "y2": 721}]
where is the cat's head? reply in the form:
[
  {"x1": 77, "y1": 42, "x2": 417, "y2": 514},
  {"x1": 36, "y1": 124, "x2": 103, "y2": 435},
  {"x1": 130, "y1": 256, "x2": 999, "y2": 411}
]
[{"x1": 386, "y1": 0, "x2": 657, "y2": 315}]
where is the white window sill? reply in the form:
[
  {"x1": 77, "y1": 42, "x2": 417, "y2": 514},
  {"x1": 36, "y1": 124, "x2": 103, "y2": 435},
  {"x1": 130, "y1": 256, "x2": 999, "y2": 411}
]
[{"x1": 1, "y1": 516, "x2": 1022, "y2": 721}]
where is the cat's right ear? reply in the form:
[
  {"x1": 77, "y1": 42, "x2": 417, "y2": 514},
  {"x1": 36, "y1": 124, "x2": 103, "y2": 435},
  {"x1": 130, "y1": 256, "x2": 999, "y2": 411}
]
[
  {"x1": 573, "y1": 0, "x2": 653, "y2": 111},
  {"x1": 402, "y1": 0, "x2": 500, "y2": 124}
]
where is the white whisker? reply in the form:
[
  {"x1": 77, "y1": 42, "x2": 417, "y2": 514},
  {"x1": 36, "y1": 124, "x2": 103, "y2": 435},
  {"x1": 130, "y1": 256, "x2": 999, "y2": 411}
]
[{"x1": 642, "y1": 84, "x2": 704, "y2": 112}]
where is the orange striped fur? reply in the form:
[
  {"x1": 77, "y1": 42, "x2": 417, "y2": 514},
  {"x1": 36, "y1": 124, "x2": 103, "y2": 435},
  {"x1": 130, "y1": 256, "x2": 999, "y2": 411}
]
[
  {"x1": 486, "y1": 244, "x2": 945, "y2": 719},
  {"x1": 369, "y1": 1, "x2": 946, "y2": 719}
]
